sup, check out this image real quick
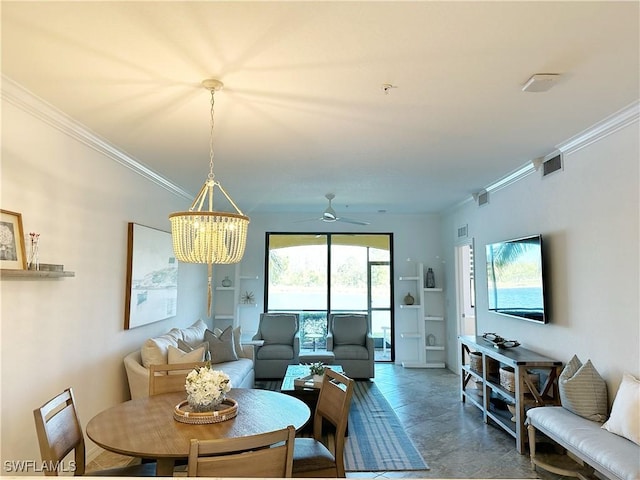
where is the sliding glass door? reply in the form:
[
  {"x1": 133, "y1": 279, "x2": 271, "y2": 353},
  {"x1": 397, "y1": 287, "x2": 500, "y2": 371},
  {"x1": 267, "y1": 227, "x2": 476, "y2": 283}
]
[{"x1": 266, "y1": 233, "x2": 393, "y2": 361}]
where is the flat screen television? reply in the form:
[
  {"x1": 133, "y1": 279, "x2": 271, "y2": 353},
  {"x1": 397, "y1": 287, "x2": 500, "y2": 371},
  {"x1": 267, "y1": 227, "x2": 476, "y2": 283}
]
[{"x1": 485, "y1": 234, "x2": 548, "y2": 323}]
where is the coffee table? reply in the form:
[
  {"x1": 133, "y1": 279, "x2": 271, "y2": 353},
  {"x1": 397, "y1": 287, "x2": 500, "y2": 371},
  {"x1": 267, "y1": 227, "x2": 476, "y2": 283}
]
[{"x1": 281, "y1": 364, "x2": 344, "y2": 433}]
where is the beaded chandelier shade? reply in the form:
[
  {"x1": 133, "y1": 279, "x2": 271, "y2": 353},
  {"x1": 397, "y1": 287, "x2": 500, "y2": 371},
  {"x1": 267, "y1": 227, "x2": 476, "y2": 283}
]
[{"x1": 169, "y1": 79, "x2": 249, "y2": 265}]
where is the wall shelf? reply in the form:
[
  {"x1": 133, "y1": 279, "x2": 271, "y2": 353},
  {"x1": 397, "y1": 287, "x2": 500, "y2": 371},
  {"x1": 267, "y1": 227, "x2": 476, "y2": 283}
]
[
  {"x1": 398, "y1": 262, "x2": 446, "y2": 368},
  {"x1": 1, "y1": 269, "x2": 75, "y2": 278}
]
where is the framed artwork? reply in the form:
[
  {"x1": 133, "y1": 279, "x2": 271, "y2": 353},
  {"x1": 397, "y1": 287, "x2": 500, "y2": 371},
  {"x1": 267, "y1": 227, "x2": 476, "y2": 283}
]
[
  {"x1": 0, "y1": 209, "x2": 27, "y2": 270},
  {"x1": 124, "y1": 223, "x2": 178, "y2": 329}
]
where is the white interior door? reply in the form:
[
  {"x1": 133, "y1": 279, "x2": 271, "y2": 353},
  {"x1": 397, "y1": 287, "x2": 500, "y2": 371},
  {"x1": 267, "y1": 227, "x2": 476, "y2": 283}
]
[{"x1": 455, "y1": 240, "x2": 476, "y2": 368}]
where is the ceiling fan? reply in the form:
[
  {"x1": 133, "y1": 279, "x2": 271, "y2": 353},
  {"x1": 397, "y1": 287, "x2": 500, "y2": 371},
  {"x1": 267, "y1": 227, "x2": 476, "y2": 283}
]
[{"x1": 304, "y1": 193, "x2": 370, "y2": 225}]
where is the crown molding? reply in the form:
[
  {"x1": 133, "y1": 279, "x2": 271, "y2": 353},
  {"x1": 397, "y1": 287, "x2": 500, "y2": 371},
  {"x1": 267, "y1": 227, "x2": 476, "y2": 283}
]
[
  {"x1": 1, "y1": 75, "x2": 193, "y2": 201},
  {"x1": 557, "y1": 100, "x2": 639, "y2": 155},
  {"x1": 444, "y1": 99, "x2": 639, "y2": 214}
]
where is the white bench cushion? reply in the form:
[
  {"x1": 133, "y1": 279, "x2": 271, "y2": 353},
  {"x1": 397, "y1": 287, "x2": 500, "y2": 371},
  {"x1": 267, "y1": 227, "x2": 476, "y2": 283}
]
[{"x1": 528, "y1": 406, "x2": 640, "y2": 480}]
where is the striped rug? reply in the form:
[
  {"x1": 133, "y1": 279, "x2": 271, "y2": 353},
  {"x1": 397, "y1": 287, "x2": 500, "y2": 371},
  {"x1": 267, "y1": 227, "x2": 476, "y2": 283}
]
[{"x1": 255, "y1": 380, "x2": 429, "y2": 472}]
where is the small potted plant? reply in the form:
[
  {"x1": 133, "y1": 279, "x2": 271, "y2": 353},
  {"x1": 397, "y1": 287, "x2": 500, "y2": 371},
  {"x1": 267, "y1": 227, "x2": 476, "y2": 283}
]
[{"x1": 308, "y1": 362, "x2": 326, "y2": 383}]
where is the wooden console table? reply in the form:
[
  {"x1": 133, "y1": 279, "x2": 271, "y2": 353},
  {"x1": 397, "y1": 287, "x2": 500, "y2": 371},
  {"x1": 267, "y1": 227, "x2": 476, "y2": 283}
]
[{"x1": 459, "y1": 335, "x2": 562, "y2": 453}]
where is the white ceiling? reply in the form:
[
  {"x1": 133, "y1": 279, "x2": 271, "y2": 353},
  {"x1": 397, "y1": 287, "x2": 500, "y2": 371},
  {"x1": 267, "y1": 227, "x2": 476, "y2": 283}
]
[{"x1": 2, "y1": 1, "x2": 639, "y2": 219}]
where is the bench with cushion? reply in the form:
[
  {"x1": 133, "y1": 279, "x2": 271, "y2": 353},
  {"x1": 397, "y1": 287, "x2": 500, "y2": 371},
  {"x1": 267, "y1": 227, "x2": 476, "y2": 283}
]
[{"x1": 527, "y1": 357, "x2": 639, "y2": 480}]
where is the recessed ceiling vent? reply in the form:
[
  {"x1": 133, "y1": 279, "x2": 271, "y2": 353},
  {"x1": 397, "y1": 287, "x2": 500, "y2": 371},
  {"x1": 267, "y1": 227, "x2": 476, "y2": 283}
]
[
  {"x1": 473, "y1": 190, "x2": 489, "y2": 207},
  {"x1": 533, "y1": 151, "x2": 564, "y2": 177},
  {"x1": 542, "y1": 153, "x2": 563, "y2": 176}
]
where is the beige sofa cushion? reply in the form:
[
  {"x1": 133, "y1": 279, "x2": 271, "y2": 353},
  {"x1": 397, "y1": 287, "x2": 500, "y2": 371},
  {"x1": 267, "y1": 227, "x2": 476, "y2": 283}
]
[
  {"x1": 141, "y1": 328, "x2": 182, "y2": 368},
  {"x1": 167, "y1": 344, "x2": 206, "y2": 364}
]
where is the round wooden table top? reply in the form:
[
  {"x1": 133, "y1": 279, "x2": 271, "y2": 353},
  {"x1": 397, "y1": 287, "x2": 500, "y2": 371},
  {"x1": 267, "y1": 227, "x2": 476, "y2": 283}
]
[{"x1": 86, "y1": 388, "x2": 310, "y2": 473}]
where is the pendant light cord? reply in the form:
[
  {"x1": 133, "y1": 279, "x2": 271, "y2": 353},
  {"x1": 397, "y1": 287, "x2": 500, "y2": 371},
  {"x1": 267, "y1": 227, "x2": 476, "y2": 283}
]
[{"x1": 208, "y1": 88, "x2": 216, "y2": 182}]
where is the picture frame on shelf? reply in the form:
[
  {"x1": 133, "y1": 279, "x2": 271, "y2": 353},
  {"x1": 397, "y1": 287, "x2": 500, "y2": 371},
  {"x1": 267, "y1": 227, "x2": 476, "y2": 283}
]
[
  {"x1": 124, "y1": 223, "x2": 178, "y2": 329},
  {"x1": 0, "y1": 209, "x2": 27, "y2": 270}
]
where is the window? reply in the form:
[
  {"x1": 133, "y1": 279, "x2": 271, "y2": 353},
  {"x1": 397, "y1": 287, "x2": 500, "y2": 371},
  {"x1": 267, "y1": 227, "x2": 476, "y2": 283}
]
[{"x1": 266, "y1": 233, "x2": 393, "y2": 360}]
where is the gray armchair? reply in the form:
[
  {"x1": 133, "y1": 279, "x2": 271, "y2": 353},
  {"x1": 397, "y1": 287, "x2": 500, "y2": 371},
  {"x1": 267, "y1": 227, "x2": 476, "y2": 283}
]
[
  {"x1": 327, "y1": 313, "x2": 374, "y2": 378},
  {"x1": 252, "y1": 313, "x2": 300, "y2": 379}
]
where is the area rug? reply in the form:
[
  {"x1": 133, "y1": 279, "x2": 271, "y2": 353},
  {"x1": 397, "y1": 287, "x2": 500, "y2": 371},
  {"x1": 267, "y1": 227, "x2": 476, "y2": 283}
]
[{"x1": 255, "y1": 380, "x2": 429, "y2": 472}]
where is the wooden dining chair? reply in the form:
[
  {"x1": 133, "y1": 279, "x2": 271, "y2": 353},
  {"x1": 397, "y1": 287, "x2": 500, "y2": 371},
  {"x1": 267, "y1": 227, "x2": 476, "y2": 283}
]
[
  {"x1": 33, "y1": 387, "x2": 156, "y2": 476},
  {"x1": 187, "y1": 425, "x2": 296, "y2": 477},
  {"x1": 148, "y1": 361, "x2": 209, "y2": 396},
  {"x1": 292, "y1": 369, "x2": 355, "y2": 477}
]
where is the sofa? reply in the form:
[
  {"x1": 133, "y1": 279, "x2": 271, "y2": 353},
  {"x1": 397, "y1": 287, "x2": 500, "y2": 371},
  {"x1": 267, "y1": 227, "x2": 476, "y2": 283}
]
[{"x1": 124, "y1": 319, "x2": 254, "y2": 400}]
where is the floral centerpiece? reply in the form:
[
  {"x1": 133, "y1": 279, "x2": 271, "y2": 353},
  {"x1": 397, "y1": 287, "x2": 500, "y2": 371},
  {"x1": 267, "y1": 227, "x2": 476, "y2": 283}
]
[{"x1": 185, "y1": 363, "x2": 231, "y2": 412}]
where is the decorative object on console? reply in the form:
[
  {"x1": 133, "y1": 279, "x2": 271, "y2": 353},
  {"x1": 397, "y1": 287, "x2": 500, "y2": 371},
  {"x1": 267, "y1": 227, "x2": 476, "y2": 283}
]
[
  {"x1": 221, "y1": 275, "x2": 232, "y2": 287},
  {"x1": 482, "y1": 332, "x2": 519, "y2": 349},
  {"x1": 0, "y1": 209, "x2": 26, "y2": 270},
  {"x1": 425, "y1": 267, "x2": 435, "y2": 288},
  {"x1": 404, "y1": 292, "x2": 415, "y2": 305},
  {"x1": 168, "y1": 79, "x2": 250, "y2": 315}
]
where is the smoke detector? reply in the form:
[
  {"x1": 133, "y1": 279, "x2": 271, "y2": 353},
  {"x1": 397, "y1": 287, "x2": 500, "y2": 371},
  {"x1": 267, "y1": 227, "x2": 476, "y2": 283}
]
[{"x1": 522, "y1": 74, "x2": 561, "y2": 93}]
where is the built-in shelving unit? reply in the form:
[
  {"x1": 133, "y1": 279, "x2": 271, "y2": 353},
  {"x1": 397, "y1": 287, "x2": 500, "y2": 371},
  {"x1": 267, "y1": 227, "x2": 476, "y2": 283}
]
[
  {"x1": 398, "y1": 262, "x2": 446, "y2": 368},
  {"x1": 459, "y1": 335, "x2": 562, "y2": 454},
  {"x1": 1, "y1": 269, "x2": 75, "y2": 278},
  {"x1": 213, "y1": 265, "x2": 259, "y2": 328}
]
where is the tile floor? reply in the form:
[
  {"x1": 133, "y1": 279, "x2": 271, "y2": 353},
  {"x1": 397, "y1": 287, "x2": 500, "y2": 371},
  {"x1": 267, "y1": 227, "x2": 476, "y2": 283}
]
[{"x1": 90, "y1": 363, "x2": 593, "y2": 478}]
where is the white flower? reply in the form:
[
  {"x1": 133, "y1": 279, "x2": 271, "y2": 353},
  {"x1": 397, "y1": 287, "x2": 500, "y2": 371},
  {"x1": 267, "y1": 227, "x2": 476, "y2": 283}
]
[{"x1": 185, "y1": 365, "x2": 231, "y2": 408}]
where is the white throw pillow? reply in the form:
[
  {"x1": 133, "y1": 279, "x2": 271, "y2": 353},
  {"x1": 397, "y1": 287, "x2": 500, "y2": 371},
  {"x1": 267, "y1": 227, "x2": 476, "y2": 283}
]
[
  {"x1": 180, "y1": 319, "x2": 208, "y2": 345},
  {"x1": 602, "y1": 373, "x2": 640, "y2": 445},
  {"x1": 167, "y1": 345, "x2": 205, "y2": 364}
]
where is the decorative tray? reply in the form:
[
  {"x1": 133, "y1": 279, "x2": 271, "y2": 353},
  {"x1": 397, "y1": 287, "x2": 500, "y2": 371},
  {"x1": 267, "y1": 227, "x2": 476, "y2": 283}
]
[
  {"x1": 294, "y1": 374, "x2": 322, "y2": 389},
  {"x1": 173, "y1": 398, "x2": 238, "y2": 424}
]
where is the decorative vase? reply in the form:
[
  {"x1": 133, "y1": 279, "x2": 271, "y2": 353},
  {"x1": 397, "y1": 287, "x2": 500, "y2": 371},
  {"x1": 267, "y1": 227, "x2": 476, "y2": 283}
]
[
  {"x1": 187, "y1": 395, "x2": 225, "y2": 413},
  {"x1": 221, "y1": 276, "x2": 232, "y2": 287},
  {"x1": 425, "y1": 268, "x2": 436, "y2": 288},
  {"x1": 313, "y1": 374, "x2": 324, "y2": 385},
  {"x1": 404, "y1": 292, "x2": 415, "y2": 305}
]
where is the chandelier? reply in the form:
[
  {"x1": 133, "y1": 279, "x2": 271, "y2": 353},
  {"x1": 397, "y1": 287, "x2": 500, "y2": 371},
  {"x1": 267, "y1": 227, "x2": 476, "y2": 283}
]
[{"x1": 169, "y1": 79, "x2": 249, "y2": 265}]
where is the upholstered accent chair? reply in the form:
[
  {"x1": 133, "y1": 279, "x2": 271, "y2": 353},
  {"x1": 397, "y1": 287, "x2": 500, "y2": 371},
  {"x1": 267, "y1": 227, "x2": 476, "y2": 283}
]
[
  {"x1": 252, "y1": 313, "x2": 300, "y2": 379},
  {"x1": 327, "y1": 313, "x2": 375, "y2": 378}
]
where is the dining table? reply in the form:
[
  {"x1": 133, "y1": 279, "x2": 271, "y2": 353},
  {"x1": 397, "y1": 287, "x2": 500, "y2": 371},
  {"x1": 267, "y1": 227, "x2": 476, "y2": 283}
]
[{"x1": 86, "y1": 388, "x2": 311, "y2": 476}]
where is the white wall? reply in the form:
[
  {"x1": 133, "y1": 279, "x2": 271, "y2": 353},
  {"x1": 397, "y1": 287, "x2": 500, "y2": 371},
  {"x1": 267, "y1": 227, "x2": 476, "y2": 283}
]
[
  {"x1": 440, "y1": 118, "x2": 639, "y2": 396},
  {"x1": 1, "y1": 89, "x2": 209, "y2": 469},
  {"x1": 214, "y1": 212, "x2": 443, "y2": 366}
]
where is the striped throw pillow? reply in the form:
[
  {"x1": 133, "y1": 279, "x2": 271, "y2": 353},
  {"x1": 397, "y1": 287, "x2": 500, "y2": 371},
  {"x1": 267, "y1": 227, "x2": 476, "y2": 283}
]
[{"x1": 559, "y1": 355, "x2": 608, "y2": 422}]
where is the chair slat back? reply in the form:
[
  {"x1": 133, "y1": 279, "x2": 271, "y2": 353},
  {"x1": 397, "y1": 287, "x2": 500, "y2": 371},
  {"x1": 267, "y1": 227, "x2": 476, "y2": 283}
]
[
  {"x1": 187, "y1": 425, "x2": 296, "y2": 477},
  {"x1": 33, "y1": 388, "x2": 86, "y2": 476},
  {"x1": 313, "y1": 369, "x2": 355, "y2": 476},
  {"x1": 148, "y1": 362, "x2": 209, "y2": 396}
]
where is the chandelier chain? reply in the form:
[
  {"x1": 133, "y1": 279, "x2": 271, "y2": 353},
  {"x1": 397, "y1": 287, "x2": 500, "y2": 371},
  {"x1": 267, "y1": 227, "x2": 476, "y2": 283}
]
[{"x1": 208, "y1": 88, "x2": 215, "y2": 181}]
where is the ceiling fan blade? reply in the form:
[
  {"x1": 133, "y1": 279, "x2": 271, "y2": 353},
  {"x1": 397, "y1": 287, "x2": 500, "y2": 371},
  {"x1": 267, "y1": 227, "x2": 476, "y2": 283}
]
[
  {"x1": 293, "y1": 217, "x2": 323, "y2": 223},
  {"x1": 337, "y1": 217, "x2": 370, "y2": 226}
]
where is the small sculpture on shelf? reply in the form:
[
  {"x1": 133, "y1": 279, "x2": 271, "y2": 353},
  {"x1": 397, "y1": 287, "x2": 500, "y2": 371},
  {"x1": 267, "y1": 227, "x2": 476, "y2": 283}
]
[
  {"x1": 221, "y1": 276, "x2": 232, "y2": 287},
  {"x1": 241, "y1": 291, "x2": 255, "y2": 304},
  {"x1": 404, "y1": 292, "x2": 415, "y2": 305}
]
